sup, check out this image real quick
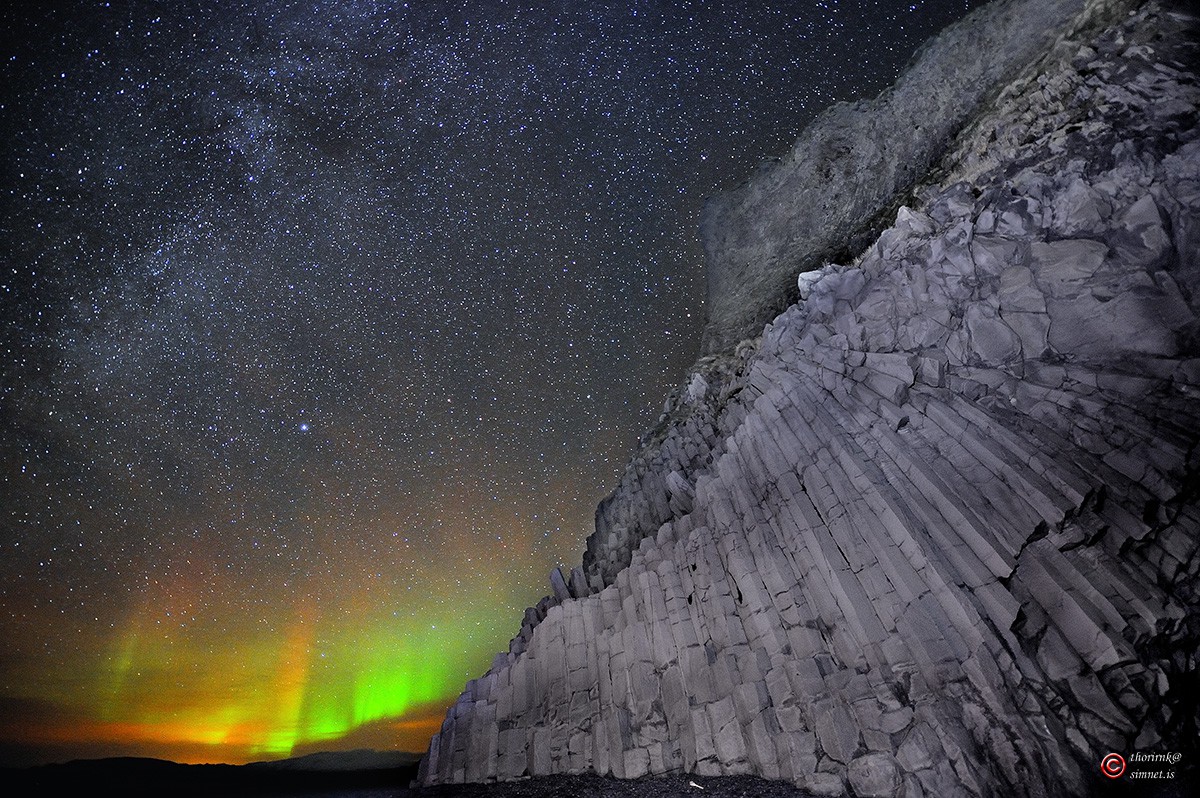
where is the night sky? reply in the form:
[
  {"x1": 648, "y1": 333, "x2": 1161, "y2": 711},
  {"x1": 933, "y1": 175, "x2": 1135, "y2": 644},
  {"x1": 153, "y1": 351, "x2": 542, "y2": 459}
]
[{"x1": 1, "y1": 0, "x2": 980, "y2": 767}]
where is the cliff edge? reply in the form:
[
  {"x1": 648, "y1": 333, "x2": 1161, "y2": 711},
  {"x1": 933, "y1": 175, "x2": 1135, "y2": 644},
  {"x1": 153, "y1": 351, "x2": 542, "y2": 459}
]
[{"x1": 419, "y1": 1, "x2": 1199, "y2": 795}]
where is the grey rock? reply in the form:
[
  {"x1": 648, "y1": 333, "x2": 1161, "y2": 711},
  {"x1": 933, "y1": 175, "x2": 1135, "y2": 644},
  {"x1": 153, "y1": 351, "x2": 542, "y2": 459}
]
[
  {"x1": 849, "y1": 753, "x2": 903, "y2": 798},
  {"x1": 1030, "y1": 239, "x2": 1108, "y2": 297},
  {"x1": 1112, "y1": 194, "x2": 1171, "y2": 270},
  {"x1": 998, "y1": 266, "x2": 1046, "y2": 313},
  {"x1": 805, "y1": 771, "x2": 847, "y2": 797},
  {"x1": 549, "y1": 567, "x2": 571, "y2": 603},
  {"x1": 965, "y1": 304, "x2": 1023, "y2": 364},
  {"x1": 1046, "y1": 288, "x2": 1187, "y2": 357},
  {"x1": 814, "y1": 701, "x2": 860, "y2": 765},
  {"x1": 1051, "y1": 176, "x2": 1110, "y2": 236},
  {"x1": 971, "y1": 236, "x2": 1025, "y2": 278},
  {"x1": 1001, "y1": 310, "x2": 1050, "y2": 357},
  {"x1": 624, "y1": 748, "x2": 650, "y2": 779},
  {"x1": 797, "y1": 269, "x2": 825, "y2": 300}
]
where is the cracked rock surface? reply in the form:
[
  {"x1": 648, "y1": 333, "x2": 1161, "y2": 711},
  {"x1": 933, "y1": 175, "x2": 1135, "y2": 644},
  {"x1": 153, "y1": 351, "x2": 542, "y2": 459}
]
[{"x1": 420, "y1": 1, "x2": 1199, "y2": 796}]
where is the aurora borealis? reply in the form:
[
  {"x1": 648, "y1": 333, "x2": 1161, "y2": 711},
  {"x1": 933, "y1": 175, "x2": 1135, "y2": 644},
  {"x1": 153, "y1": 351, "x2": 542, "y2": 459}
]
[{"x1": 1, "y1": 0, "x2": 981, "y2": 768}]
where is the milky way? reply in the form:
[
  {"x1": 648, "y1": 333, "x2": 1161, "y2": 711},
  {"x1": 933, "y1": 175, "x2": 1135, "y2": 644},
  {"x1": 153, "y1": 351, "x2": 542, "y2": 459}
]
[{"x1": 1, "y1": 0, "x2": 981, "y2": 766}]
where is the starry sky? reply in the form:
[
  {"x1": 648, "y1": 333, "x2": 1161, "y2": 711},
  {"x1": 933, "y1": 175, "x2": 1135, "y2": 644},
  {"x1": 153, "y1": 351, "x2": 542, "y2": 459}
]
[{"x1": 1, "y1": 0, "x2": 981, "y2": 767}]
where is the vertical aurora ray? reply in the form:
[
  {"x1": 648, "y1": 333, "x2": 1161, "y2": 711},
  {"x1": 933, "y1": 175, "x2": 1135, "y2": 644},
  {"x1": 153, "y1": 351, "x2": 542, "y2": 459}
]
[
  {"x1": 348, "y1": 605, "x2": 500, "y2": 729},
  {"x1": 97, "y1": 630, "x2": 139, "y2": 723},
  {"x1": 253, "y1": 612, "x2": 314, "y2": 756}
]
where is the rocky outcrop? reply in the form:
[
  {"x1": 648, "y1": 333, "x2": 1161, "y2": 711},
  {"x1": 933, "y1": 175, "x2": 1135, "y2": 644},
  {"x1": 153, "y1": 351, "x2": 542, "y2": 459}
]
[
  {"x1": 699, "y1": 0, "x2": 1136, "y2": 355},
  {"x1": 419, "y1": 1, "x2": 1200, "y2": 795}
]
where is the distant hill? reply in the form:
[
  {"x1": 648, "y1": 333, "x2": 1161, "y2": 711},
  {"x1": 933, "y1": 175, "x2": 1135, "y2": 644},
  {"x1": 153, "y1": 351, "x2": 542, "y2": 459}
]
[
  {"x1": 246, "y1": 747, "x2": 423, "y2": 771},
  {"x1": 4, "y1": 750, "x2": 423, "y2": 796}
]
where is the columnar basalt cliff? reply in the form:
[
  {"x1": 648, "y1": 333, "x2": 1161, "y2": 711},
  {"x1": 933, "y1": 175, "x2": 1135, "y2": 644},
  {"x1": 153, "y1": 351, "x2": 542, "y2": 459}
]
[{"x1": 419, "y1": 1, "x2": 1200, "y2": 796}]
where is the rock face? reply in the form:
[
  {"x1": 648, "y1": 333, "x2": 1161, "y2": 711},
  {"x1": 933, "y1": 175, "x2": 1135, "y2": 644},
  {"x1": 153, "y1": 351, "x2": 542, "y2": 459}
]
[
  {"x1": 700, "y1": 0, "x2": 1128, "y2": 355},
  {"x1": 419, "y1": 1, "x2": 1200, "y2": 796}
]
